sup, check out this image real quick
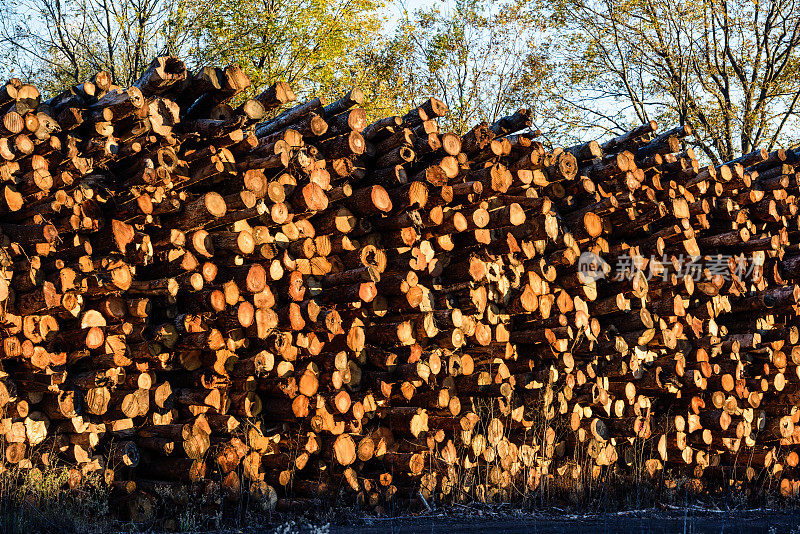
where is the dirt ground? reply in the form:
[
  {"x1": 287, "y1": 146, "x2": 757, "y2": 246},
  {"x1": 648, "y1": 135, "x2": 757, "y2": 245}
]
[{"x1": 315, "y1": 509, "x2": 800, "y2": 534}]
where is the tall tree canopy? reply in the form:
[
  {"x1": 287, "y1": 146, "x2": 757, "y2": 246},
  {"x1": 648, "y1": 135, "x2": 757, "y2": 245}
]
[
  {"x1": 383, "y1": 0, "x2": 551, "y2": 134},
  {"x1": 542, "y1": 0, "x2": 800, "y2": 163},
  {"x1": 0, "y1": 0, "x2": 188, "y2": 93},
  {"x1": 1, "y1": 0, "x2": 797, "y2": 158},
  {"x1": 181, "y1": 0, "x2": 388, "y2": 102},
  {"x1": 0, "y1": 0, "x2": 389, "y2": 104}
]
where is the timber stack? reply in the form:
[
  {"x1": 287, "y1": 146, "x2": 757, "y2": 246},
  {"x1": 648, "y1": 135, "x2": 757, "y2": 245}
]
[{"x1": 0, "y1": 55, "x2": 799, "y2": 522}]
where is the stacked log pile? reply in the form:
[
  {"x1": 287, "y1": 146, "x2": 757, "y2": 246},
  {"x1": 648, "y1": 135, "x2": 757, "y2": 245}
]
[{"x1": 1, "y1": 55, "x2": 800, "y2": 521}]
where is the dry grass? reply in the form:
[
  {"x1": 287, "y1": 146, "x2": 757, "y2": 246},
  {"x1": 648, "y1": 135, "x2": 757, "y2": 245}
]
[
  {"x1": 0, "y1": 465, "x2": 111, "y2": 533},
  {"x1": 0, "y1": 388, "x2": 797, "y2": 532}
]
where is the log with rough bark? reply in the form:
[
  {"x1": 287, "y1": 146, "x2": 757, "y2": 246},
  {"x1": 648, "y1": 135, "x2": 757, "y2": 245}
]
[{"x1": 1, "y1": 54, "x2": 800, "y2": 525}]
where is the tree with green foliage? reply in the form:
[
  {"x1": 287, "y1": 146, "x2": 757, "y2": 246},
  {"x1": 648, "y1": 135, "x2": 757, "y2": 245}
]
[
  {"x1": 0, "y1": 0, "x2": 390, "y2": 106},
  {"x1": 179, "y1": 0, "x2": 390, "y2": 106}
]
